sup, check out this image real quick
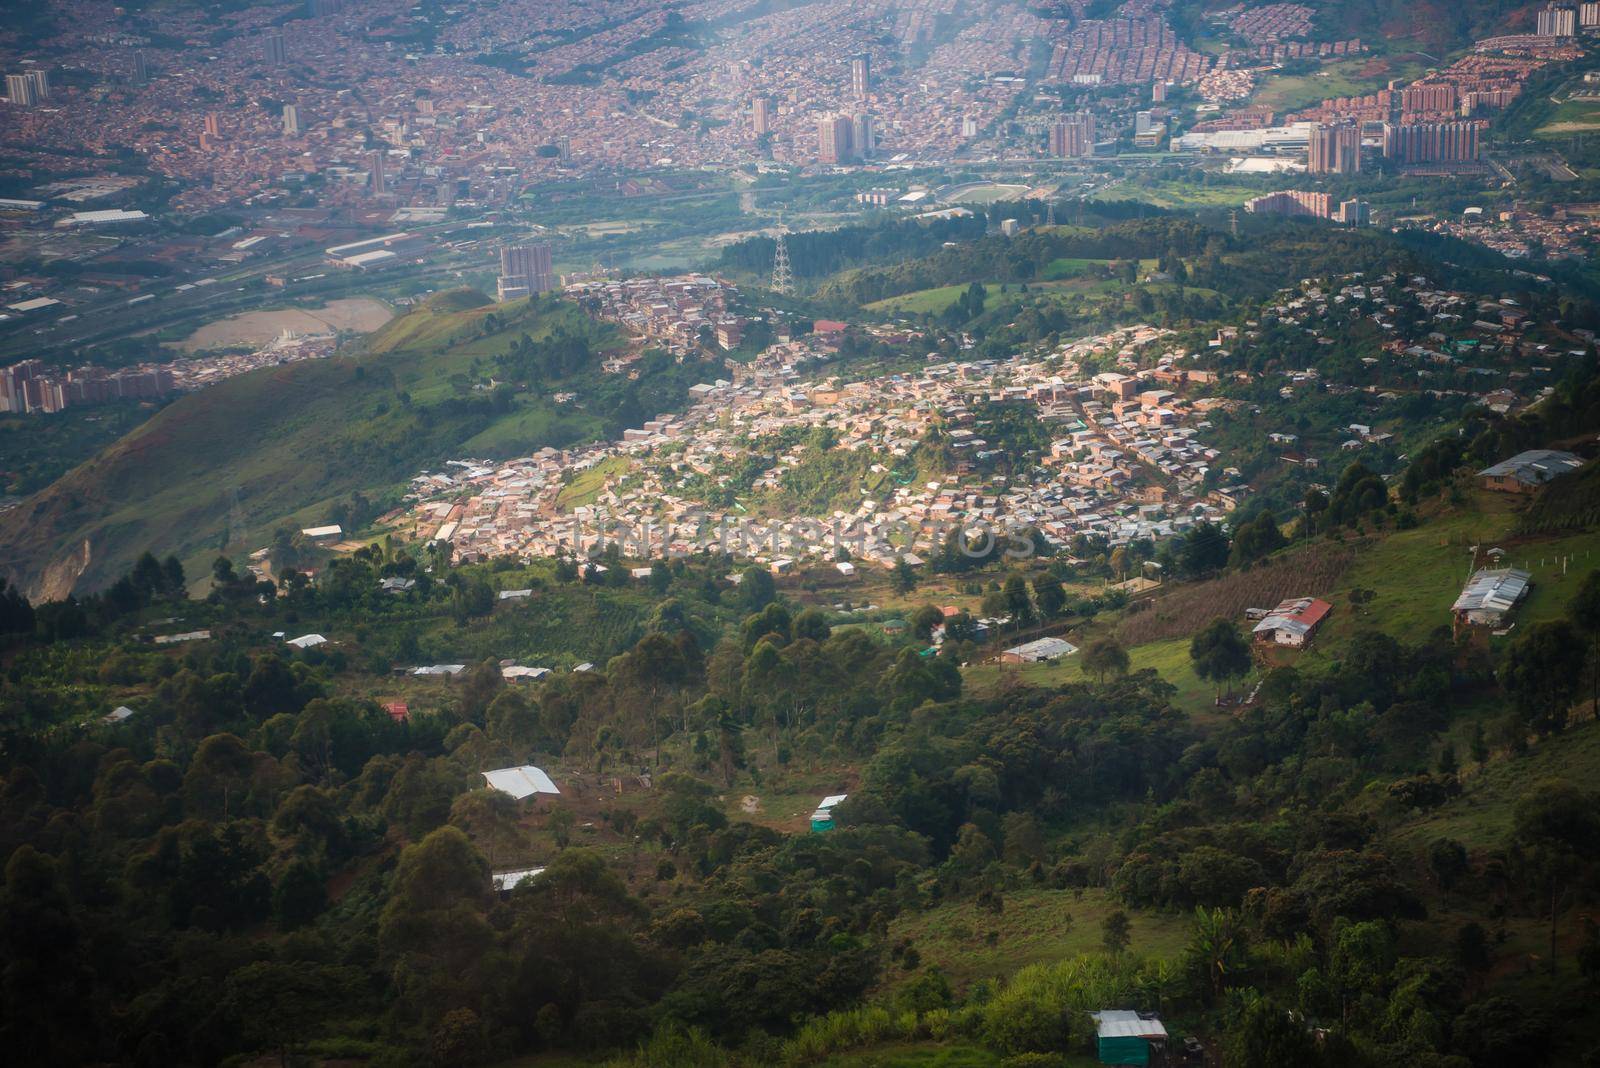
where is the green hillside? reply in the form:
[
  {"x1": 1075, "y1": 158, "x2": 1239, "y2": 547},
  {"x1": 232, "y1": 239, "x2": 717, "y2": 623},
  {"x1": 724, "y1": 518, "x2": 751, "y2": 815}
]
[{"x1": 0, "y1": 291, "x2": 700, "y2": 599}]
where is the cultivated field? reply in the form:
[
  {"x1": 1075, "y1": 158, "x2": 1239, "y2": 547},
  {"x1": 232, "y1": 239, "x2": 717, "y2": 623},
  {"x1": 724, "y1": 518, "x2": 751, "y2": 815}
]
[{"x1": 1115, "y1": 544, "x2": 1356, "y2": 647}]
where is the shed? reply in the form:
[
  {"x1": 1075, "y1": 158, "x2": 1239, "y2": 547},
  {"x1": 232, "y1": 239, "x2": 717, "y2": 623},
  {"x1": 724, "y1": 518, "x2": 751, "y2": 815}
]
[
  {"x1": 482, "y1": 765, "x2": 562, "y2": 800},
  {"x1": 810, "y1": 793, "x2": 847, "y2": 833},
  {"x1": 104, "y1": 705, "x2": 136, "y2": 724},
  {"x1": 1452, "y1": 567, "x2": 1532, "y2": 631},
  {"x1": 1000, "y1": 636, "x2": 1079, "y2": 663},
  {"x1": 502, "y1": 665, "x2": 551, "y2": 682},
  {"x1": 492, "y1": 866, "x2": 546, "y2": 893},
  {"x1": 1091, "y1": 1010, "x2": 1167, "y2": 1066},
  {"x1": 286, "y1": 633, "x2": 328, "y2": 649}
]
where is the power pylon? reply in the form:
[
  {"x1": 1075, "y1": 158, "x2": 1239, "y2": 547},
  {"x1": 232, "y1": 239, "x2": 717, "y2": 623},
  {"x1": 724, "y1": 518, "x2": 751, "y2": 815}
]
[{"x1": 771, "y1": 219, "x2": 793, "y2": 295}]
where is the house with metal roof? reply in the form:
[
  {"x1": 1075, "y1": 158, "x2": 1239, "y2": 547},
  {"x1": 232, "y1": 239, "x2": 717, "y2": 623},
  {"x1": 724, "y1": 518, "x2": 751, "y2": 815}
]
[
  {"x1": 1090, "y1": 1010, "x2": 1168, "y2": 1066},
  {"x1": 1452, "y1": 567, "x2": 1532, "y2": 632},
  {"x1": 1250, "y1": 597, "x2": 1332, "y2": 648},
  {"x1": 999, "y1": 636, "x2": 1079, "y2": 663},
  {"x1": 1478, "y1": 449, "x2": 1584, "y2": 494}
]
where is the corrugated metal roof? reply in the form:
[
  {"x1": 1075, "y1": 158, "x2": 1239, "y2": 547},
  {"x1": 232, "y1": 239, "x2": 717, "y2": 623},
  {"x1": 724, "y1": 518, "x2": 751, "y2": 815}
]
[
  {"x1": 483, "y1": 766, "x2": 561, "y2": 799},
  {"x1": 1092, "y1": 1010, "x2": 1168, "y2": 1039},
  {"x1": 493, "y1": 866, "x2": 546, "y2": 892},
  {"x1": 1453, "y1": 568, "x2": 1531, "y2": 615}
]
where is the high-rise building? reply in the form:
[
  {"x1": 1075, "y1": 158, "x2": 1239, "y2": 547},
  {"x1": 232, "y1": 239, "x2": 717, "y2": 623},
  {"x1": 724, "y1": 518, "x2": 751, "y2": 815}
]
[
  {"x1": 1581, "y1": 1, "x2": 1600, "y2": 27},
  {"x1": 282, "y1": 104, "x2": 301, "y2": 136},
  {"x1": 204, "y1": 112, "x2": 221, "y2": 137},
  {"x1": 131, "y1": 49, "x2": 148, "y2": 86},
  {"x1": 1135, "y1": 110, "x2": 1154, "y2": 135},
  {"x1": 1048, "y1": 112, "x2": 1095, "y2": 158},
  {"x1": 5, "y1": 74, "x2": 35, "y2": 107},
  {"x1": 817, "y1": 113, "x2": 854, "y2": 164},
  {"x1": 1244, "y1": 190, "x2": 1334, "y2": 219},
  {"x1": 25, "y1": 69, "x2": 49, "y2": 101},
  {"x1": 264, "y1": 32, "x2": 288, "y2": 66},
  {"x1": 851, "y1": 53, "x2": 871, "y2": 101},
  {"x1": 752, "y1": 97, "x2": 771, "y2": 136},
  {"x1": 1536, "y1": 3, "x2": 1578, "y2": 35},
  {"x1": 1335, "y1": 198, "x2": 1370, "y2": 226},
  {"x1": 1307, "y1": 122, "x2": 1361, "y2": 174},
  {"x1": 497, "y1": 243, "x2": 555, "y2": 301},
  {"x1": 851, "y1": 113, "x2": 874, "y2": 158},
  {"x1": 961, "y1": 116, "x2": 979, "y2": 138},
  {"x1": 1400, "y1": 83, "x2": 1457, "y2": 115},
  {"x1": 1382, "y1": 121, "x2": 1480, "y2": 164},
  {"x1": 370, "y1": 151, "x2": 387, "y2": 194},
  {"x1": 1151, "y1": 81, "x2": 1168, "y2": 103}
]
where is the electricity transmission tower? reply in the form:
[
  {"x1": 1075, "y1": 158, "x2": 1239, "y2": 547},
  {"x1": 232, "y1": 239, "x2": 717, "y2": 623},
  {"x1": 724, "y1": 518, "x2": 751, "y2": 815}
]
[{"x1": 770, "y1": 219, "x2": 793, "y2": 295}]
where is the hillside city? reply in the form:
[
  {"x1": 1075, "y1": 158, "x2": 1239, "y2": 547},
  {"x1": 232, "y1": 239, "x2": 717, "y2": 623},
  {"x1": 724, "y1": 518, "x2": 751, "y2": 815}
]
[{"x1": 4, "y1": 2, "x2": 1600, "y2": 1068}]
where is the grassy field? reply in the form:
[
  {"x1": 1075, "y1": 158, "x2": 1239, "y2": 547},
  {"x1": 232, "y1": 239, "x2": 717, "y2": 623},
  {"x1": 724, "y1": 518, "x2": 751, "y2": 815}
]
[
  {"x1": 865, "y1": 284, "x2": 979, "y2": 316},
  {"x1": 1313, "y1": 490, "x2": 1600, "y2": 652},
  {"x1": 1535, "y1": 96, "x2": 1600, "y2": 137},
  {"x1": 865, "y1": 274, "x2": 1135, "y2": 317},
  {"x1": 1252, "y1": 55, "x2": 1433, "y2": 113},
  {"x1": 1384, "y1": 719, "x2": 1600, "y2": 852},
  {"x1": 964, "y1": 629, "x2": 1244, "y2": 718},
  {"x1": 1091, "y1": 180, "x2": 1256, "y2": 210},
  {"x1": 884, "y1": 886, "x2": 1191, "y2": 995},
  {"x1": 556, "y1": 455, "x2": 632, "y2": 508}
]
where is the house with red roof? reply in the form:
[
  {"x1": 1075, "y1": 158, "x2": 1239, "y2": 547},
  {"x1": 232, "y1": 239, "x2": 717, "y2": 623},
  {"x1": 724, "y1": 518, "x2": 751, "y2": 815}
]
[{"x1": 1249, "y1": 597, "x2": 1332, "y2": 648}]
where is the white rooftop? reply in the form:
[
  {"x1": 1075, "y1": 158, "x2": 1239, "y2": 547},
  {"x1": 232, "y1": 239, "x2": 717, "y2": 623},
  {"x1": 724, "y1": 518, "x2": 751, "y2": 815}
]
[{"x1": 482, "y1": 765, "x2": 561, "y2": 800}]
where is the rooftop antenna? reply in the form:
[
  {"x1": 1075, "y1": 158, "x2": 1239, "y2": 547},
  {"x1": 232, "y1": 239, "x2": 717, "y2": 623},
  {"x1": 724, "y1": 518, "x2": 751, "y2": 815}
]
[
  {"x1": 1230, "y1": 210, "x2": 1239, "y2": 238},
  {"x1": 1046, "y1": 200, "x2": 1056, "y2": 226},
  {"x1": 771, "y1": 214, "x2": 793, "y2": 295}
]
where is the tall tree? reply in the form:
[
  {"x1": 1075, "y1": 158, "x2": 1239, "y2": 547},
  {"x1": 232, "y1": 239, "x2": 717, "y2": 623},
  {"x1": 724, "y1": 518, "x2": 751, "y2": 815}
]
[
  {"x1": 1190, "y1": 618, "x2": 1252, "y2": 700},
  {"x1": 1081, "y1": 636, "x2": 1131, "y2": 683},
  {"x1": 1501, "y1": 621, "x2": 1585, "y2": 735}
]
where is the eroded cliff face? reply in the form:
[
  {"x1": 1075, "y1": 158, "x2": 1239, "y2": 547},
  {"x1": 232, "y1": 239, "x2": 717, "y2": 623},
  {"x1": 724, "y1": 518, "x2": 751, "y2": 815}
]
[{"x1": 33, "y1": 537, "x2": 92, "y2": 603}]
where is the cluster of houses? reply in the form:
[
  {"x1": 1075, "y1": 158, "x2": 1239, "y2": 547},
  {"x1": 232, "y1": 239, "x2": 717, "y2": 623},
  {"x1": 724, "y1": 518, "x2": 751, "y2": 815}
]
[
  {"x1": 391, "y1": 323, "x2": 1248, "y2": 574},
  {"x1": 1258, "y1": 272, "x2": 1586, "y2": 428},
  {"x1": 565, "y1": 275, "x2": 747, "y2": 358}
]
